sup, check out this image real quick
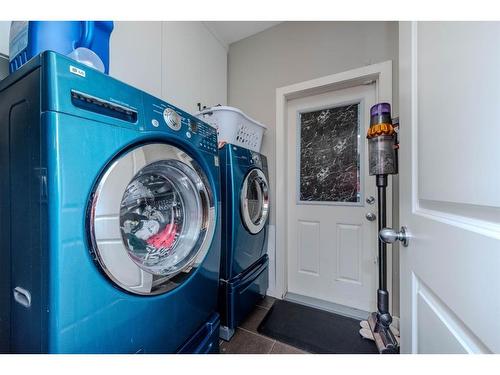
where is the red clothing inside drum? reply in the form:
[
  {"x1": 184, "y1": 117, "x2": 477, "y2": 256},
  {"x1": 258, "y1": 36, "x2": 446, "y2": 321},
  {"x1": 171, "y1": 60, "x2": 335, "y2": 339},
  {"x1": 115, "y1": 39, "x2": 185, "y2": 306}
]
[{"x1": 147, "y1": 223, "x2": 178, "y2": 249}]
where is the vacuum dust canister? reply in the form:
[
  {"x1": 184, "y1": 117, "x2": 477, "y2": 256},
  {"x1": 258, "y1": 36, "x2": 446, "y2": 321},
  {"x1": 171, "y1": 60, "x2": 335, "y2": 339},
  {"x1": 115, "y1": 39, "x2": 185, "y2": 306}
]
[{"x1": 367, "y1": 102, "x2": 398, "y2": 176}]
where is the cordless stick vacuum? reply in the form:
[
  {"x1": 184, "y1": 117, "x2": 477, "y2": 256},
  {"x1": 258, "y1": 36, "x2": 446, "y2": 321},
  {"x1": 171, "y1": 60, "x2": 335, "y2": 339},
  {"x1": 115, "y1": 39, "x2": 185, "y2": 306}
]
[{"x1": 363, "y1": 103, "x2": 400, "y2": 354}]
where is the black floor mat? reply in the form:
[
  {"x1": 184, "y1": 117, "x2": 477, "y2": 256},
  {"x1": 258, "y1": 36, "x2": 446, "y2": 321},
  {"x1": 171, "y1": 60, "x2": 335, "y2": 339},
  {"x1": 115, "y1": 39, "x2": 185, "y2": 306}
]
[{"x1": 257, "y1": 299, "x2": 378, "y2": 354}]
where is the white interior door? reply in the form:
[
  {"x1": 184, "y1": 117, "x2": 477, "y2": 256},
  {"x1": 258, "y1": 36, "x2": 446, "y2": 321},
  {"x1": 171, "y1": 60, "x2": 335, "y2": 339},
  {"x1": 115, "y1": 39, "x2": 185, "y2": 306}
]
[
  {"x1": 399, "y1": 22, "x2": 500, "y2": 353},
  {"x1": 286, "y1": 83, "x2": 387, "y2": 313}
]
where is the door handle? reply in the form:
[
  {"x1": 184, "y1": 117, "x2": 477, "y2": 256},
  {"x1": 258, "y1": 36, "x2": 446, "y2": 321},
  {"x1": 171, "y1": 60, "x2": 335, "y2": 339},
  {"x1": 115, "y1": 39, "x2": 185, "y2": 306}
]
[
  {"x1": 365, "y1": 212, "x2": 376, "y2": 221},
  {"x1": 379, "y1": 226, "x2": 409, "y2": 247}
]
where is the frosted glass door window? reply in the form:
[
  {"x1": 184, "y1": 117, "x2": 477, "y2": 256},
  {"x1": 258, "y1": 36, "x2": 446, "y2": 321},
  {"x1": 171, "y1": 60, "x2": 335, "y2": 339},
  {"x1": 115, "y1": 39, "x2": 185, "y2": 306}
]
[{"x1": 299, "y1": 103, "x2": 361, "y2": 203}]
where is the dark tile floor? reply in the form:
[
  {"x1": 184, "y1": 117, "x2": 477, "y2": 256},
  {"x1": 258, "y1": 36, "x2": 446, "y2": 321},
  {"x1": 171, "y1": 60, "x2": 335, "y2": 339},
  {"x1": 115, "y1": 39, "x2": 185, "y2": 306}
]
[{"x1": 219, "y1": 296, "x2": 308, "y2": 354}]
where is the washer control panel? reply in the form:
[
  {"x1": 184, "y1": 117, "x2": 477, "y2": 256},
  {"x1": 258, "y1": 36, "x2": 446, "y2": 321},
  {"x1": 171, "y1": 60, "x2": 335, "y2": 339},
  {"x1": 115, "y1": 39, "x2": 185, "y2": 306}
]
[
  {"x1": 148, "y1": 101, "x2": 217, "y2": 155},
  {"x1": 196, "y1": 120, "x2": 217, "y2": 153}
]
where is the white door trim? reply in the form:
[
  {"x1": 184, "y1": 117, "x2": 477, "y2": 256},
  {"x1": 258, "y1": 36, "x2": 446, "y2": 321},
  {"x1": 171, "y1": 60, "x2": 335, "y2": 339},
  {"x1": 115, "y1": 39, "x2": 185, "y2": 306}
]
[{"x1": 274, "y1": 61, "x2": 393, "y2": 306}]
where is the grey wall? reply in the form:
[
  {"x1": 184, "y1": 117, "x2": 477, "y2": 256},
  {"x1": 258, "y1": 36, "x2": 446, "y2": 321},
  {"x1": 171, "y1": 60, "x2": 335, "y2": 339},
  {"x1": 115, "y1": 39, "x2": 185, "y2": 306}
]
[
  {"x1": 228, "y1": 21, "x2": 399, "y2": 313},
  {"x1": 228, "y1": 21, "x2": 398, "y2": 224}
]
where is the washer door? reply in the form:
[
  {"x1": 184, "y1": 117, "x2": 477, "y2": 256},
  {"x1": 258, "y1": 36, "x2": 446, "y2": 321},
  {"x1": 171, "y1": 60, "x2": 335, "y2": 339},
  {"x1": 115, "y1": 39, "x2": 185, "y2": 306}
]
[
  {"x1": 240, "y1": 168, "x2": 269, "y2": 234},
  {"x1": 89, "y1": 143, "x2": 215, "y2": 295}
]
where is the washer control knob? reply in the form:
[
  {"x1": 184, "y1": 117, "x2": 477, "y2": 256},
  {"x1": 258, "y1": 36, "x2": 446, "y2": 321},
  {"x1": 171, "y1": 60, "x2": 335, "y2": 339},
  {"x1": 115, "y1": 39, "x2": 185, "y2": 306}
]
[{"x1": 163, "y1": 108, "x2": 181, "y2": 131}]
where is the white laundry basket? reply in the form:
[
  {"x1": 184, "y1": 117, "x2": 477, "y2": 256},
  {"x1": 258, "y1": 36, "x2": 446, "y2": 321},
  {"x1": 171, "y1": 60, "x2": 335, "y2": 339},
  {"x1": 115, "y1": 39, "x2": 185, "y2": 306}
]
[{"x1": 195, "y1": 106, "x2": 267, "y2": 152}]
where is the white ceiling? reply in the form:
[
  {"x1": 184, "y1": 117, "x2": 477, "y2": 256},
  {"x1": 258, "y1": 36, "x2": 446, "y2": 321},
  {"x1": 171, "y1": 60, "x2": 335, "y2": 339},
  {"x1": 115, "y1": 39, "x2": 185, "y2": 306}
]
[{"x1": 204, "y1": 21, "x2": 282, "y2": 49}]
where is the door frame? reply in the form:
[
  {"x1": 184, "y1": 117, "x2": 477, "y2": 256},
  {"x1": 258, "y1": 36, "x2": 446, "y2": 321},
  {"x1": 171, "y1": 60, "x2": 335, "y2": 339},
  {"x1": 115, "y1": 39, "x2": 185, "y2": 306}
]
[{"x1": 274, "y1": 61, "x2": 393, "y2": 312}]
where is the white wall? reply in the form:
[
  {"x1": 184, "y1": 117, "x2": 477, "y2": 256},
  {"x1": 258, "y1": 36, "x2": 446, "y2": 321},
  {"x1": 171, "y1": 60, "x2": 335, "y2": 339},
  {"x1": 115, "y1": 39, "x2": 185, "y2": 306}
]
[
  {"x1": 228, "y1": 21, "x2": 399, "y2": 307},
  {"x1": 0, "y1": 21, "x2": 10, "y2": 78},
  {"x1": 0, "y1": 21, "x2": 9, "y2": 57},
  {"x1": 162, "y1": 22, "x2": 228, "y2": 114},
  {"x1": 109, "y1": 22, "x2": 163, "y2": 98},
  {"x1": 110, "y1": 21, "x2": 227, "y2": 113}
]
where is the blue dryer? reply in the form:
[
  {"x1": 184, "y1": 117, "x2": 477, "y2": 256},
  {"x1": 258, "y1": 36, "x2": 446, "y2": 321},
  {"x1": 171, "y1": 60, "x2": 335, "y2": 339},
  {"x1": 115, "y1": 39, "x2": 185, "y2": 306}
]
[
  {"x1": 218, "y1": 144, "x2": 270, "y2": 340},
  {"x1": 0, "y1": 51, "x2": 221, "y2": 353}
]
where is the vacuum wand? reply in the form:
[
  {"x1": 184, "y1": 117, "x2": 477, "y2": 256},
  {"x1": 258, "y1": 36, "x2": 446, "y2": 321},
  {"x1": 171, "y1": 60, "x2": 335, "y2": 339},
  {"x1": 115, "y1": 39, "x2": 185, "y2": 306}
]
[
  {"x1": 364, "y1": 103, "x2": 399, "y2": 354},
  {"x1": 377, "y1": 174, "x2": 390, "y2": 316},
  {"x1": 377, "y1": 174, "x2": 390, "y2": 321}
]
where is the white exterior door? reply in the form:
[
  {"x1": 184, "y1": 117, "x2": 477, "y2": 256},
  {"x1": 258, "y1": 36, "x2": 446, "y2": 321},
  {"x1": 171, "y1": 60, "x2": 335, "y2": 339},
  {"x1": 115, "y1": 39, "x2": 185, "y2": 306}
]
[
  {"x1": 286, "y1": 83, "x2": 386, "y2": 313},
  {"x1": 399, "y1": 22, "x2": 500, "y2": 353}
]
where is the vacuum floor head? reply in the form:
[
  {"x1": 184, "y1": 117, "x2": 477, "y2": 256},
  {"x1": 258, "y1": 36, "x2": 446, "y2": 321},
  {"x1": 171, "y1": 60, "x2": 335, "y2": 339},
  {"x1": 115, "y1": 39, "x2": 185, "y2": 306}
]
[{"x1": 367, "y1": 312, "x2": 400, "y2": 354}]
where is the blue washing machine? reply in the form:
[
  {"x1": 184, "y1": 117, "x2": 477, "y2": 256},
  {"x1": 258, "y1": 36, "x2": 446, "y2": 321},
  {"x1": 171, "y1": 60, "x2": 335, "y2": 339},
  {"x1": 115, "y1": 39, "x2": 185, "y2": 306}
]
[
  {"x1": 0, "y1": 51, "x2": 221, "y2": 353},
  {"x1": 218, "y1": 144, "x2": 270, "y2": 340}
]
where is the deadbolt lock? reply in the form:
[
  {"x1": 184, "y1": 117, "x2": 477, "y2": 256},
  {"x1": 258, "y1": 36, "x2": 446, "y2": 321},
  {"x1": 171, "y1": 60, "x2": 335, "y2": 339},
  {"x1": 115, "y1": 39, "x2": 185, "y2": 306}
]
[{"x1": 365, "y1": 212, "x2": 376, "y2": 221}]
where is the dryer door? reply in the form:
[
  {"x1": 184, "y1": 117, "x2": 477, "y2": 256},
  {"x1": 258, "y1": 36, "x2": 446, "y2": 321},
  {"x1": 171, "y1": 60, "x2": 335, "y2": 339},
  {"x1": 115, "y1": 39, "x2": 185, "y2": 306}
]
[
  {"x1": 89, "y1": 143, "x2": 216, "y2": 295},
  {"x1": 240, "y1": 168, "x2": 269, "y2": 234}
]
